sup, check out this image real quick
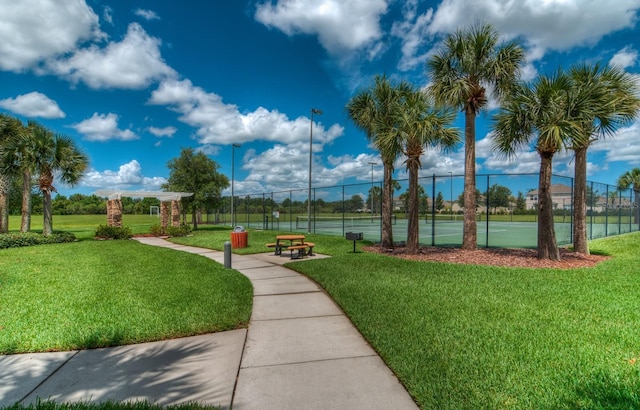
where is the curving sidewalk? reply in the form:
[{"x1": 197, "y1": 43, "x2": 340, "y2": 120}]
[{"x1": 0, "y1": 238, "x2": 417, "y2": 409}]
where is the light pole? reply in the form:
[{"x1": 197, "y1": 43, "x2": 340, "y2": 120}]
[
  {"x1": 449, "y1": 171, "x2": 453, "y2": 220},
  {"x1": 308, "y1": 108, "x2": 322, "y2": 233},
  {"x1": 369, "y1": 161, "x2": 376, "y2": 220},
  {"x1": 231, "y1": 143, "x2": 240, "y2": 227}
]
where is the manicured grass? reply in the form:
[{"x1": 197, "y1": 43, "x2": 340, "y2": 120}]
[
  {"x1": 2, "y1": 400, "x2": 218, "y2": 410},
  {"x1": 0, "y1": 240, "x2": 252, "y2": 354},
  {"x1": 8, "y1": 214, "x2": 163, "y2": 240},
  {"x1": 289, "y1": 233, "x2": 640, "y2": 409},
  {"x1": 169, "y1": 225, "x2": 361, "y2": 256}
]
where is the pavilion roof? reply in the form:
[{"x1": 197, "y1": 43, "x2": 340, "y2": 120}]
[{"x1": 95, "y1": 190, "x2": 193, "y2": 201}]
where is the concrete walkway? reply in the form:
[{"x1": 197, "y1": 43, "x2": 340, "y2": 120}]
[{"x1": 0, "y1": 238, "x2": 417, "y2": 409}]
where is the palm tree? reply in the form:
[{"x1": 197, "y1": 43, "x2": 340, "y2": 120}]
[
  {"x1": 386, "y1": 87, "x2": 459, "y2": 253},
  {"x1": 493, "y1": 72, "x2": 578, "y2": 260},
  {"x1": 617, "y1": 168, "x2": 640, "y2": 224},
  {"x1": 0, "y1": 119, "x2": 40, "y2": 232},
  {"x1": 28, "y1": 122, "x2": 89, "y2": 235},
  {"x1": 427, "y1": 23, "x2": 524, "y2": 250},
  {"x1": 0, "y1": 114, "x2": 22, "y2": 233},
  {"x1": 346, "y1": 75, "x2": 411, "y2": 249},
  {"x1": 567, "y1": 63, "x2": 640, "y2": 254}
]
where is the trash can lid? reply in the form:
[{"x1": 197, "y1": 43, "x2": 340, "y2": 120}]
[{"x1": 233, "y1": 225, "x2": 246, "y2": 232}]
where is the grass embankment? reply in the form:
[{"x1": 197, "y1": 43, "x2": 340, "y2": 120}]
[
  {"x1": 0, "y1": 240, "x2": 252, "y2": 354},
  {"x1": 294, "y1": 234, "x2": 640, "y2": 409},
  {"x1": 3, "y1": 219, "x2": 639, "y2": 409},
  {"x1": 171, "y1": 227, "x2": 640, "y2": 408}
]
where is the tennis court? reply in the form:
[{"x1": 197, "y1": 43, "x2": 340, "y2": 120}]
[{"x1": 285, "y1": 215, "x2": 637, "y2": 248}]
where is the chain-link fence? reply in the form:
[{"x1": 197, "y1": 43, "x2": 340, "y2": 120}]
[{"x1": 209, "y1": 173, "x2": 638, "y2": 248}]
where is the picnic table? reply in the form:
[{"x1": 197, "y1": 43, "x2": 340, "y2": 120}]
[{"x1": 266, "y1": 235, "x2": 315, "y2": 259}]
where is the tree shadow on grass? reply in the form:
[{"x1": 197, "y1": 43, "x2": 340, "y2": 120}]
[{"x1": 564, "y1": 370, "x2": 640, "y2": 409}]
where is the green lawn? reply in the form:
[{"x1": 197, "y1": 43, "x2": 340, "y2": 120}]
[
  {"x1": 175, "y1": 228, "x2": 640, "y2": 409},
  {"x1": 0, "y1": 239, "x2": 252, "y2": 354},
  {"x1": 292, "y1": 234, "x2": 640, "y2": 409},
  {"x1": 3, "y1": 217, "x2": 640, "y2": 409}
]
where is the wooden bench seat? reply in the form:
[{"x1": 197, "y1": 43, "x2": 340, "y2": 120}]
[{"x1": 287, "y1": 242, "x2": 316, "y2": 259}]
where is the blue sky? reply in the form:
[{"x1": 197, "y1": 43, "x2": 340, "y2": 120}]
[{"x1": 1, "y1": 0, "x2": 640, "y2": 199}]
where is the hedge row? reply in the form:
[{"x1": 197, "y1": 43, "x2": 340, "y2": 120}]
[{"x1": 0, "y1": 232, "x2": 77, "y2": 249}]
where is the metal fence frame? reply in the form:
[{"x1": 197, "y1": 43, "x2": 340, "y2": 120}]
[{"x1": 210, "y1": 173, "x2": 638, "y2": 248}]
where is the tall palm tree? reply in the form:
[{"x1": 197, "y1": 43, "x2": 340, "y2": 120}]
[
  {"x1": 493, "y1": 72, "x2": 579, "y2": 260},
  {"x1": 28, "y1": 122, "x2": 89, "y2": 235},
  {"x1": 0, "y1": 119, "x2": 39, "y2": 232},
  {"x1": 567, "y1": 63, "x2": 640, "y2": 254},
  {"x1": 386, "y1": 87, "x2": 459, "y2": 253},
  {"x1": 617, "y1": 168, "x2": 640, "y2": 224},
  {"x1": 0, "y1": 114, "x2": 22, "y2": 233},
  {"x1": 427, "y1": 23, "x2": 524, "y2": 250},
  {"x1": 346, "y1": 75, "x2": 411, "y2": 248}
]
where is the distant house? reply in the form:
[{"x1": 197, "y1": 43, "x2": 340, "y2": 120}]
[{"x1": 526, "y1": 184, "x2": 572, "y2": 210}]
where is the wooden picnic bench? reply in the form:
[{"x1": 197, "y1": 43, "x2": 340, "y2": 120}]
[
  {"x1": 266, "y1": 235, "x2": 315, "y2": 258},
  {"x1": 287, "y1": 242, "x2": 315, "y2": 259}
]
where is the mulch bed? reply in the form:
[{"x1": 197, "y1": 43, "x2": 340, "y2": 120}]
[{"x1": 363, "y1": 245, "x2": 609, "y2": 269}]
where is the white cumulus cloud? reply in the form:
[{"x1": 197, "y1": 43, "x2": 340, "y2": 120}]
[
  {"x1": 134, "y1": 8, "x2": 160, "y2": 21},
  {"x1": 148, "y1": 78, "x2": 344, "y2": 146},
  {"x1": 0, "y1": 0, "x2": 103, "y2": 71},
  {"x1": 148, "y1": 126, "x2": 177, "y2": 137},
  {"x1": 72, "y1": 112, "x2": 138, "y2": 142},
  {"x1": 610, "y1": 46, "x2": 639, "y2": 69},
  {"x1": 82, "y1": 160, "x2": 167, "y2": 189},
  {"x1": 255, "y1": 0, "x2": 388, "y2": 56},
  {"x1": 0, "y1": 92, "x2": 65, "y2": 119},
  {"x1": 47, "y1": 23, "x2": 176, "y2": 89}
]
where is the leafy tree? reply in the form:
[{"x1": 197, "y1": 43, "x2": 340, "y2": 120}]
[
  {"x1": 435, "y1": 192, "x2": 445, "y2": 212},
  {"x1": 457, "y1": 189, "x2": 481, "y2": 209},
  {"x1": 162, "y1": 148, "x2": 229, "y2": 230},
  {"x1": 617, "y1": 168, "x2": 640, "y2": 223},
  {"x1": 485, "y1": 184, "x2": 512, "y2": 213},
  {"x1": 347, "y1": 75, "x2": 411, "y2": 248},
  {"x1": 514, "y1": 191, "x2": 527, "y2": 214},
  {"x1": 350, "y1": 194, "x2": 365, "y2": 212},
  {"x1": 493, "y1": 71, "x2": 576, "y2": 260},
  {"x1": 366, "y1": 186, "x2": 380, "y2": 213},
  {"x1": 385, "y1": 86, "x2": 459, "y2": 253},
  {"x1": 427, "y1": 23, "x2": 524, "y2": 250},
  {"x1": 567, "y1": 64, "x2": 640, "y2": 254}
]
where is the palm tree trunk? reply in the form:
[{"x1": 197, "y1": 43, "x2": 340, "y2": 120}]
[
  {"x1": 406, "y1": 162, "x2": 419, "y2": 254},
  {"x1": 537, "y1": 152, "x2": 560, "y2": 260},
  {"x1": 635, "y1": 188, "x2": 640, "y2": 226},
  {"x1": 20, "y1": 169, "x2": 32, "y2": 233},
  {"x1": 381, "y1": 161, "x2": 394, "y2": 248},
  {"x1": 572, "y1": 147, "x2": 589, "y2": 254},
  {"x1": 0, "y1": 175, "x2": 8, "y2": 234},
  {"x1": 191, "y1": 204, "x2": 199, "y2": 230},
  {"x1": 42, "y1": 190, "x2": 53, "y2": 236},
  {"x1": 462, "y1": 108, "x2": 477, "y2": 250}
]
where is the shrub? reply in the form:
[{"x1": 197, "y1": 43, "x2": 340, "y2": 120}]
[
  {"x1": 0, "y1": 232, "x2": 76, "y2": 249},
  {"x1": 149, "y1": 224, "x2": 192, "y2": 237},
  {"x1": 95, "y1": 225, "x2": 133, "y2": 240}
]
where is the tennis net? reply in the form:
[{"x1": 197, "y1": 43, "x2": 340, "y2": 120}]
[{"x1": 295, "y1": 215, "x2": 396, "y2": 229}]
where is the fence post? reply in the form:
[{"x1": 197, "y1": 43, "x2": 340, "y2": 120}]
[
  {"x1": 431, "y1": 174, "x2": 436, "y2": 247},
  {"x1": 486, "y1": 174, "x2": 490, "y2": 248}
]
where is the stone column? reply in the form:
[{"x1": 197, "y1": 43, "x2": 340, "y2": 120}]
[
  {"x1": 171, "y1": 200, "x2": 181, "y2": 227},
  {"x1": 161, "y1": 201, "x2": 170, "y2": 228},
  {"x1": 107, "y1": 199, "x2": 123, "y2": 227}
]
